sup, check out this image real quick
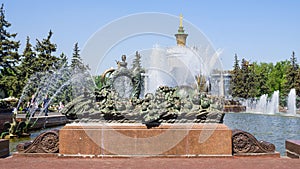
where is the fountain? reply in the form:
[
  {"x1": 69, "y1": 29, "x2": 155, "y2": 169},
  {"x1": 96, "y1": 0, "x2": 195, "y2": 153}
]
[
  {"x1": 14, "y1": 14, "x2": 278, "y2": 158},
  {"x1": 55, "y1": 51, "x2": 231, "y2": 157},
  {"x1": 15, "y1": 52, "x2": 278, "y2": 157},
  {"x1": 243, "y1": 90, "x2": 279, "y2": 114},
  {"x1": 287, "y1": 88, "x2": 296, "y2": 116},
  {"x1": 267, "y1": 90, "x2": 279, "y2": 114},
  {"x1": 256, "y1": 94, "x2": 268, "y2": 113},
  {"x1": 61, "y1": 52, "x2": 224, "y2": 126},
  {"x1": 242, "y1": 89, "x2": 298, "y2": 116},
  {"x1": 0, "y1": 62, "x2": 73, "y2": 139},
  {"x1": 45, "y1": 15, "x2": 231, "y2": 156}
]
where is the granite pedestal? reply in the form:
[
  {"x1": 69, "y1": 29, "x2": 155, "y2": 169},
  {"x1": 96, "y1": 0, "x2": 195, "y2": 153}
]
[
  {"x1": 0, "y1": 139, "x2": 9, "y2": 158},
  {"x1": 59, "y1": 123, "x2": 232, "y2": 157},
  {"x1": 286, "y1": 140, "x2": 300, "y2": 158}
]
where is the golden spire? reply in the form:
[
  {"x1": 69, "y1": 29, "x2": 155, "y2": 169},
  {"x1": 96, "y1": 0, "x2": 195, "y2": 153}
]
[
  {"x1": 175, "y1": 13, "x2": 188, "y2": 46},
  {"x1": 179, "y1": 14, "x2": 183, "y2": 27}
]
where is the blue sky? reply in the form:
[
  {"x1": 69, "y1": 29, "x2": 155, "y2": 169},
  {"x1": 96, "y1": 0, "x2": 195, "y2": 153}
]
[{"x1": 2, "y1": 0, "x2": 300, "y2": 71}]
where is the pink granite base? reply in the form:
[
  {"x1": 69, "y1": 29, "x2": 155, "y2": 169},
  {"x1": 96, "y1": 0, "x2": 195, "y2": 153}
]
[
  {"x1": 234, "y1": 152, "x2": 280, "y2": 158},
  {"x1": 59, "y1": 123, "x2": 232, "y2": 157},
  {"x1": 286, "y1": 140, "x2": 300, "y2": 158},
  {"x1": 0, "y1": 139, "x2": 9, "y2": 158}
]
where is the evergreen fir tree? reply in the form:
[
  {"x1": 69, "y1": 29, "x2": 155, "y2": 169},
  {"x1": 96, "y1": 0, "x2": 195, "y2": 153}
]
[
  {"x1": 34, "y1": 30, "x2": 59, "y2": 72},
  {"x1": 247, "y1": 63, "x2": 258, "y2": 98},
  {"x1": 60, "y1": 52, "x2": 68, "y2": 65},
  {"x1": 56, "y1": 52, "x2": 68, "y2": 68},
  {"x1": 283, "y1": 51, "x2": 298, "y2": 96},
  {"x1": 70, "y1": 42, "x2": 82, "y2": 69},
  {"x1": 230, "y1": 54, "x2": 242, "y2": 97},
  {"x1": 257, "y1": 70, "x2": 269, "y2": 96},
  {"x1": 13, "y1": 36, "x2": 38, "y2": 96},
  {"x1": 0, "y1": 4, "x2": 21, "y2": 97},
  {"x1": 20, "y1": 36, "x2": 36, "y2": 79},
  {"x1": 51, "y1": 52, "x2": 72, "y2": 104},
  {"x1": 295, "y1": 67, "x2": 300, "y2": 98},
  {"x1": 240, "y1": 59, "x2": 250, "y2": 98},
  {"x1": 70, "y1": 43, "x2": 89, "y2": 98},
  {"x1": 0, "y1": 4, "x2": 20, "y2": 72}
]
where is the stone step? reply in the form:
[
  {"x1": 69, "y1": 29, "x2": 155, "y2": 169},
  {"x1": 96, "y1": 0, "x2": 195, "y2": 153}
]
[{"x1": 286, "y1": 140, "x2": 300, "y2": 158}]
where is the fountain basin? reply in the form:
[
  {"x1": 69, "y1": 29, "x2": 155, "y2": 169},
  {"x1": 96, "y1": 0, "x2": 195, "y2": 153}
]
[{"x1": 16, "y1": 114, "x2": 67, "y2": 131}]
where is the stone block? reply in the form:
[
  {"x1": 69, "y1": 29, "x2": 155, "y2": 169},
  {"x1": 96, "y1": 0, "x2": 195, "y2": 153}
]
[
  {"x1": 286, "y1": 151, "x2": 299, "y2": 159},
  {"x1": 0, "y1": 139, "x2": 9, "y2": 158},
  {"x1": 59, "y1": 123, "x2": 232, "y2": 157},
  {"x1": 234, "y1": 152, "x2": 280, "y2": 158},
  {"x1": 286, "y1": 140, "x2": 300, "y2": 158}
]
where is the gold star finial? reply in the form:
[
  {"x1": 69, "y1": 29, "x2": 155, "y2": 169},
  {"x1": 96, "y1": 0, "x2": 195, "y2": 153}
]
[{"x1": 179, "y1": 14, "x2": 183, "y2": 27}]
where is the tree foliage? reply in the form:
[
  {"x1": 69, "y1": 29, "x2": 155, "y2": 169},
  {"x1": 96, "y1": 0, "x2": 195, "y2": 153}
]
[
  {"x1": 34, "y1": 30, "x2": 59, "y2": 72},
  {"x1": 283, "y1": 51, "x2": 298, "y2": 95},
  {"x1": 0, "y1": 4, "x2": 21, "y2": 97},
  {"x1": 230, "y1": 54, "x2": 241, "y2": 97},
  {"x1": 1, "y1": 2, "x2": 300, "y2": 110},
  {"x1": 230, "y1": 52, "x2": 300, "y2": 106}
]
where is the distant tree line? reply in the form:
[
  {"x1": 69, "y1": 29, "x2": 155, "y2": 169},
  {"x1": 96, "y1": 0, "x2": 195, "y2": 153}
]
[
  {"x1": 0, "y1": 4, "x2": 88, "y2": 105},
  {"x1": 230, "y1": 52, "x2": 300, "y2": 106}
]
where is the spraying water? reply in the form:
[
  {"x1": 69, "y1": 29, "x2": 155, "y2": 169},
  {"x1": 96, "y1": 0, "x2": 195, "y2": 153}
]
[
  {"x1": 257, "y1": 94, "x2": 268, "y2": 113},
  {"x1": 16, "y1": 59, "x2": 96, "y2": 126},
  {"x1": 267, "y1": 90, "x2": 279, "y2": 114},
  {"x1": 146, "y1": 45, "x2": 219, "y2": 94},
  {"x1": 244, "y1": 90, "x2": 279, "y2": 114},
  {"x1": 287, "y1": 88, "x2": 296, "y2": 116}
]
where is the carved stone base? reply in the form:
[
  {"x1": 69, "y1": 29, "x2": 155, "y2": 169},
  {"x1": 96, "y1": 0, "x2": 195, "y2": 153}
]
[
  {"x1": 17, "y1": 130, "x2": 59, "y2": 153},
  {"x1": 232, "y1": 129, "x2": 276, "y2": 154}
]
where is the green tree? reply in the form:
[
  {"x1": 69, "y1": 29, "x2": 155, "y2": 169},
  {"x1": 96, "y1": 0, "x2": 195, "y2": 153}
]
[
  {"x1": 267, "y1": 61, "x2": 288, "y2": 93},
  {"x1": 51, "y1": 52, "x2": 72, "y2": 104},
  {"x1": 253, "y1": 62, "x2": 271, "y2": 96},
  {"x1": 230, "y1": 54, "x2": 242, "y2": 97},
  {"x1": 56, "y1": 52, "x2": 68, "y2": 68},
  {"x1": 34, "y1": 30, "x2": 59, "y2": 72},
  {"x1": 283, "y1": 51, "x2": 298, "y2": 96},
  {"x1": 295, "y1": 68, "x2": 300, "y2": 98},
  {"x1": 13, "y1": 36, "x2": 38, "y2": 97},
  {"x1": 70, "y1": 42, "x2": 86, "y2": 72},
  {"x1": 247, "y1": 63, "x2": 258, "y2": 98},
  {"x1": 239, "y1": 59, "x2": 248, "y2": 98},
  {"x1": 70, "y1": 43, "x2": 90, "y2": 98},
  {"x1": 231, "y1": 58, "x2": 258, "y2": 99},
  {"x1": 20, "y1": 37, "x2": 36, "y2": 79},
  {"x1": 0, "y1": 4, "x2": 21, "y2": 97}
]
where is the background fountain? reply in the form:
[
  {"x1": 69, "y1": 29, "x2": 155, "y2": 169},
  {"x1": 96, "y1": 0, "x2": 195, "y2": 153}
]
[
  {"x1": 287, "y1": 88, "x2": 296, "y2": 116},
  {"x1": 267, "y1": 90, "x2": 279, "y2": 114},
  {"x1": 146, "y1": 45, "x2": 207, "y2": 94},
  {"x1": 243, "y1": 90, "x2": 281, "y2": 115},
  {"x1": 242, "y1": 89, "x2": 299, "y2": 117}
]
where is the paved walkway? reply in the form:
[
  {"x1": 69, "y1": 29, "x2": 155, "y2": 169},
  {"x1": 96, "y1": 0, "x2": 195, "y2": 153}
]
[{"x1": 1, "y1": 156, "x2": 299, "y2": 169}]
